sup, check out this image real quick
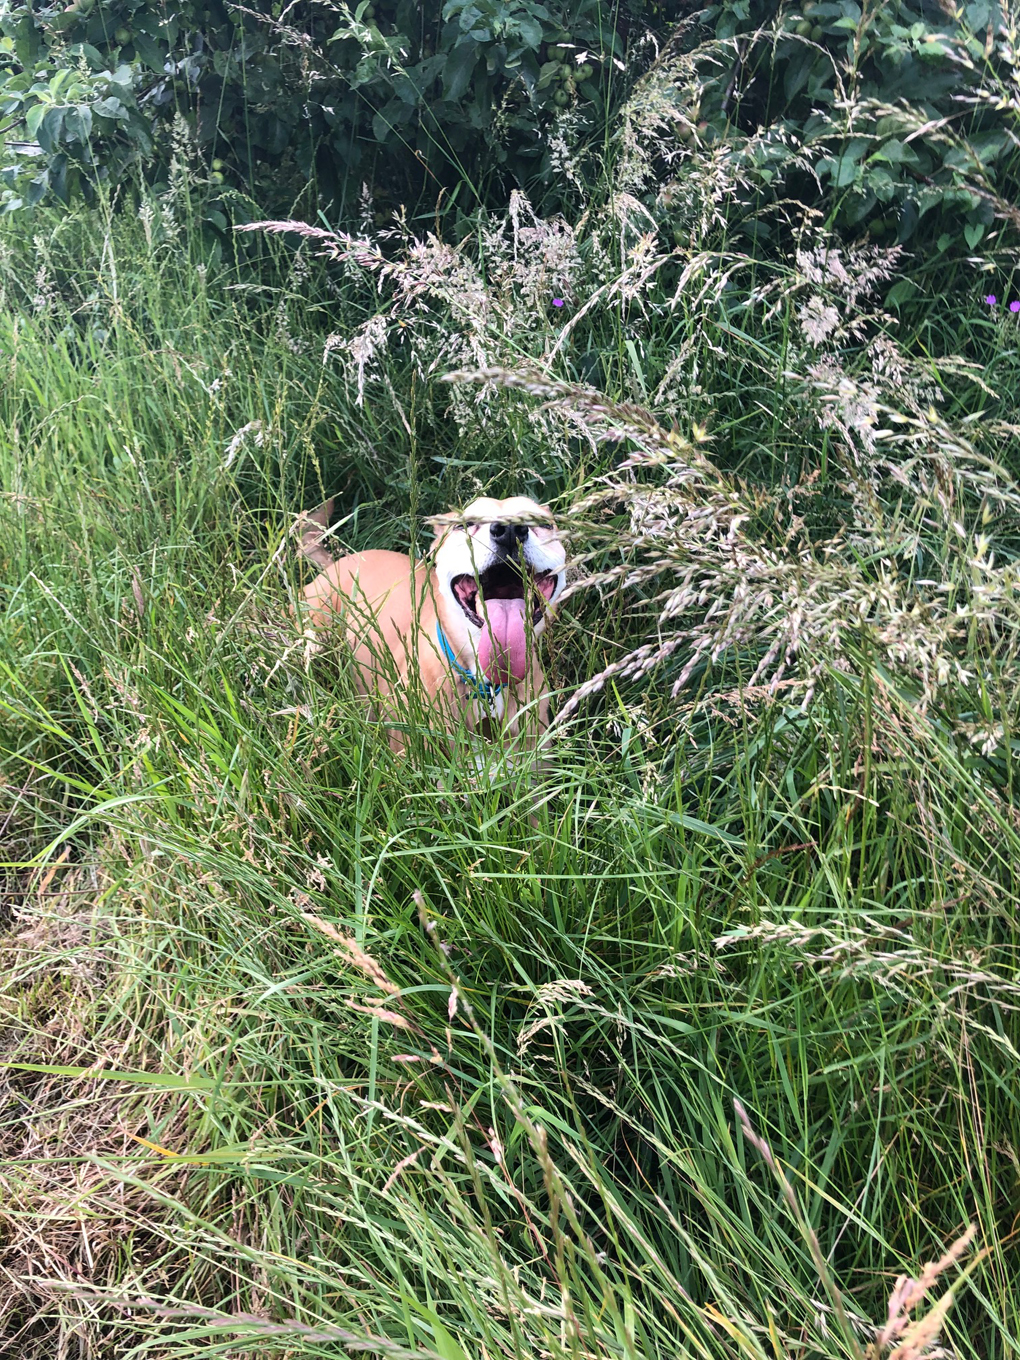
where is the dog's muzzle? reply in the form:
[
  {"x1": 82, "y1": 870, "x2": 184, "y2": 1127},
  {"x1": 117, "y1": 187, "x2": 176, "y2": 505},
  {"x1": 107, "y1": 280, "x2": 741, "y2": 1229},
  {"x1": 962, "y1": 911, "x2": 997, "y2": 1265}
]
[{"x1": 450, "y1": 552, "x2": 557, "y2": 630}]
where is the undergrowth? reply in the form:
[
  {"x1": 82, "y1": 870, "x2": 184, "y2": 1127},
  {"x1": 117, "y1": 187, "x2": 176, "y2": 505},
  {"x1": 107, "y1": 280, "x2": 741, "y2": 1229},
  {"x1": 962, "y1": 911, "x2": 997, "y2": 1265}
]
[{"x1": 1, "y1": 31, "x2": 1019, "y2": 1360}]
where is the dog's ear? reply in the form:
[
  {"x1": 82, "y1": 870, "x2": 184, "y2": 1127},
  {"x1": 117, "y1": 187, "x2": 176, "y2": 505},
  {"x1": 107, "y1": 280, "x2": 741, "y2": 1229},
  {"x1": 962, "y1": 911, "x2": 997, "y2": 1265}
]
[{"x1": 296, "y1": 497, "x2": 336, "y2": 570}]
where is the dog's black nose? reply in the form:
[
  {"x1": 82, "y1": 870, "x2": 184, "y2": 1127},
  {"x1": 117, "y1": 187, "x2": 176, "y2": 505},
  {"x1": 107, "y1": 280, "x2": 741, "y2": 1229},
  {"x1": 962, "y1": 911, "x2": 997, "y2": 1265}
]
[{"x1": 491, "y1": 522, "x2": 528, "y2": 552}]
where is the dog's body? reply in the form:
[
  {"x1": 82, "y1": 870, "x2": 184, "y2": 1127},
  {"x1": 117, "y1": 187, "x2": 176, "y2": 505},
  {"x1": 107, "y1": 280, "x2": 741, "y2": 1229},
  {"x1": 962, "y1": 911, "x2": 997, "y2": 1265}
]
[{"x1": 297, "y1": 496, "x2": 566, "y2": 756}]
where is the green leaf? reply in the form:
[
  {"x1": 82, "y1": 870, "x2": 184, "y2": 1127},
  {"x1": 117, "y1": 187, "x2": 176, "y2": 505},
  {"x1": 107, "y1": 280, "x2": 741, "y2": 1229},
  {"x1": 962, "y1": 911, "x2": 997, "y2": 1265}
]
[
  {"x1": 62, "y1": 105, "x2": 92, "y2": 143},
  {"x1": 897, "y1": 196, "x2": 920, "y2": 239},
  {"x1": 26, "y1": 173, "x2": 48, "y2": 207},
  {"x1": 430, "y1": 1318, "x2": 471, "y2": 1360},
  {"x1": 66, "y1": 42, "x2": 105, "y2": 69},
  {"x1": 872, "y1": 138, "x2": 918, "y2": 166},
  {"x1": 49, "y1": 151, "x2": 68, "y2": 202},
  {"x1": 516, "y1": 15, "x2": 543, "y2": 48},
  {"x1": 654, "y1": 809, "x2": 746, "y2": 846},
  {"x1": 784, "y1": 49, "x2": 816, "y2": 101},
  {"x1": 844, "y1": 189, "x2": 877, "y2": 224},
  {"x1": 442, "y1": 39, "x2": 477, "y2": 101},
  {"x1": 0, "y1": 1061, "x2": 223, "y2": 1090},
  {"x1": 392, "y1": 70, "x2": 421, "y2": 103},
  {"x1": 863, "y1": 165, "x2": 896, "y2": 201},
  {"x1": 917, "y1": 36, "x2": 949, "y2": 61},
  {"x1": 48, "y1": 67, "x2": 74, "y2": 100},
  {"x1": 970, "y1": 130, "x2": 1007, "y2": 162},
  {"x1": 818, "y1": 149, "x2": 862, "y2": 189},
  {"x1": 371, "y1": 105, "x2": 394, "y2": 142},
  {"x1": 965, "y1": 0, "x2": 995, "y2": 26},
  {"x1": 963, "y1": 221, "x2": 984, "y2": 248},
  {"x1": 578, "y1": 78, "x2": 603, "y2": 114},
  {"x1": 885, "y1": 278, "x2": 919, "y2": 307},
  {"x1": 831, "y1": 153, "x2": 861, "y2": 188},
  {"x1": 92, "y1": 96, "x2": 126, "y2": 120},
  {"x1": 37, "y1": 104, "x2": 66, "y2": 153},
  {"x1": 132, "y1": 32, "x2": 164, "y2": 73},
  {"x1": 537, "y1": 57, "x2": 559, "y2": 88},
  {"x1": 24, "y1": 100, "x2": 47, "y2": 140}
]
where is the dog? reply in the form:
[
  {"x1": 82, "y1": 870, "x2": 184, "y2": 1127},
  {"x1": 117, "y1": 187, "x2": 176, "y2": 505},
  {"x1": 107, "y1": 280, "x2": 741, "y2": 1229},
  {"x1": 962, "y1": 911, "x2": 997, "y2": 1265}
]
[{"x1": 296, "y1": 496, "x2": 566, "y2": 760}]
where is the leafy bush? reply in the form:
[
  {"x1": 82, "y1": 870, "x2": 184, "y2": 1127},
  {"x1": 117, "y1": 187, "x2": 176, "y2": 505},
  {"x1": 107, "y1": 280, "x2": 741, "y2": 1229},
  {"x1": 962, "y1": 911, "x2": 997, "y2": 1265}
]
[
  {"x1": 0, "y1": 0, "x2": 662, "y2": 216},
  {"x1": 660, "y1": 0, "x2": 1019, "y2": 264}
]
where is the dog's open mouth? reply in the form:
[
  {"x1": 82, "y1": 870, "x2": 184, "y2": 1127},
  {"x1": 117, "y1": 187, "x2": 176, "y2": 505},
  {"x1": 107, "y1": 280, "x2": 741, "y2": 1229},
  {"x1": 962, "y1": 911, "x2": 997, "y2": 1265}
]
[{"x1": 451, "y1": 561, "x2": 556, "y2": 629}]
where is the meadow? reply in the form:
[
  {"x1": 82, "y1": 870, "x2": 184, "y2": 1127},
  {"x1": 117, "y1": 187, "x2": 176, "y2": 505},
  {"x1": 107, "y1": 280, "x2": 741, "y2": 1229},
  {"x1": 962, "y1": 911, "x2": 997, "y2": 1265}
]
[{"x1": 2, "y1": 26, "x2": 1020, "y2": 1360}]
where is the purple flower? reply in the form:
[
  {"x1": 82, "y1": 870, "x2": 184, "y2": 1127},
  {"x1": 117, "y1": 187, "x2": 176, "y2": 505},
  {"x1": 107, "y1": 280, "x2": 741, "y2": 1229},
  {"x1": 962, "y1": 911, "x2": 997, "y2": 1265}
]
[
  {"x1": 552, "y1": 297, "x2": 565, "y2": 307},
  {"x1": 985, "y1": 294, "x2": 997, "y2": 305},
  {"x1": 1011, "y1": 301, "x2": 1020, "y2": 313}
]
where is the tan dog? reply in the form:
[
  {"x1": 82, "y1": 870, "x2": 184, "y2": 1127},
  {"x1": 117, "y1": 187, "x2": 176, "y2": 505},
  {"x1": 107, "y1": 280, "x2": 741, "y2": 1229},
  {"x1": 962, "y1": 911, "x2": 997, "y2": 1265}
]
[{"x1": 296, "y1": 496, "x2": 566, "y2": 757}]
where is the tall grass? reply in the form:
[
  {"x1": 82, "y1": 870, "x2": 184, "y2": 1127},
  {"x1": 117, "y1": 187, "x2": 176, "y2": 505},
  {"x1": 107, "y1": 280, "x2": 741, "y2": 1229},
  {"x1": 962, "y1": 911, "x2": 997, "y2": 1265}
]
[{"x1": 1, "y1": 41, "x2": 1019, "y2": 1360}]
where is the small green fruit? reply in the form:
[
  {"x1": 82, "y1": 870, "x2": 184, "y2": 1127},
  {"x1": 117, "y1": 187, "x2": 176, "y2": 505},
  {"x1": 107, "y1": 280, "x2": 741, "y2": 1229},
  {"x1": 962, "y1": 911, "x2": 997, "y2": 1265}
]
[
  {"x1": 210, "y1": 171, "x2": 224, "y2": 183},
  {"x1": 795, "y1": 19, "x2": 813, "y2": 36},
  {"x1": 364, "y1": 2, "x2": 375, "y2": 15},
  {"x1": 211, "y1": 158, "x2": 225, "y2": 171},
  {"x1": 577, "y1": 62, "x2": 593, "y2": 80},
  {"x1": 810, "y1": 23, "x2": 824, "y2": 39},
  {"x1": 553, "y1": 88, "x2": 570, "y2": 106},
  {"x1": 114, "y1": 26, "x2": 131, "y2": 43},
  {"x1": 559, "y1": 62, "x2": 573, "y2": 79}
]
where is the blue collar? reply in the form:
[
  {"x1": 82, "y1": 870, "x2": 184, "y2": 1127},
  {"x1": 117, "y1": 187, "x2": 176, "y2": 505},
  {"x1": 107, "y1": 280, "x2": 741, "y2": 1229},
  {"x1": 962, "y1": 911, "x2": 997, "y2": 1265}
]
[{"x1": 436, "y1": 622, "x2": 502, "y2": 705}]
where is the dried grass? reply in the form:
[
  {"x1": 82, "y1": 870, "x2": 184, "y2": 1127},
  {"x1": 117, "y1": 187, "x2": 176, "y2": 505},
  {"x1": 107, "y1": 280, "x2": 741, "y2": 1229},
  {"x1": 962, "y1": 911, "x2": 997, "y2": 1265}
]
[{"x1": 0, "y1": 866, "x2": 189, "y2": 1355}]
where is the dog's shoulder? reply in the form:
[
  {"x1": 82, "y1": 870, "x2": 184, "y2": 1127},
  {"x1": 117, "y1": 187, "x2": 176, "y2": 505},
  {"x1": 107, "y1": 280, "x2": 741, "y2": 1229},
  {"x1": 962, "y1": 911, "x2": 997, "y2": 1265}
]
[
  {"x1": 301, "y1": 548, "x2": 432, "y2": 625},
  {"x1": 335, "y1": 548, "x2": 414, "y2": 577},
  {"x1": 310, "y1": 549, "x2": 410, "y2": 590}
]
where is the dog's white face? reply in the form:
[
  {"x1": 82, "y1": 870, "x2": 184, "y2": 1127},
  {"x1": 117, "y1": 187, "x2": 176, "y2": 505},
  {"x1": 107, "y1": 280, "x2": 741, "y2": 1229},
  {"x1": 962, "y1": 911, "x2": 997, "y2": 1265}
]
[{"x1": 431, "y1": 496, "x2": 566, "y2": 685}]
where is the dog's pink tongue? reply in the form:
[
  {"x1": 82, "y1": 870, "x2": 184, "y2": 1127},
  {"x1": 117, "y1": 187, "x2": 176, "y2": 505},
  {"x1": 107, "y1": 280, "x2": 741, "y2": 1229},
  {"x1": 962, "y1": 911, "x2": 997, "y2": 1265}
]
[{"x1": 477, "y1": 598, "x2": 529, "y2": 684}]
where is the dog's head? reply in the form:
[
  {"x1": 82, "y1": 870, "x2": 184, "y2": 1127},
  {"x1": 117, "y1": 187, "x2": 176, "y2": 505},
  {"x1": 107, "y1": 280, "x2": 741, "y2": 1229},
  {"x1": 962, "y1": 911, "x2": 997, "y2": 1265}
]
[{"x1": 430, "y1": 496, "x2": 566, "y2": 685}]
